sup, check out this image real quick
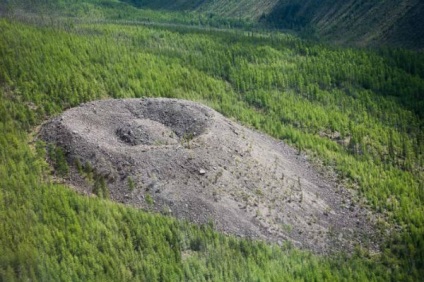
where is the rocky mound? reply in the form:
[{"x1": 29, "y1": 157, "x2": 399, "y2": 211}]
[{"x1": 39, "y1": 98, "x2": 378, "y2": 253}]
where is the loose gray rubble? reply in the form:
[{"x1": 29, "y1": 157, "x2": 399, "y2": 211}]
[{"x1": 39, "y1": 98, "x2": 379, "y2": 254}]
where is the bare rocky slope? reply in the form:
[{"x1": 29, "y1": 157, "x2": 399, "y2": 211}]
[{"x1": 39, "y1": 98, "x2": 379, "y2": 254}]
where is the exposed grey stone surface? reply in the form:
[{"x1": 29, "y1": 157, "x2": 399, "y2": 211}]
[{"x1": 39, "y1": 98, "x2": 379, "y2": 254}]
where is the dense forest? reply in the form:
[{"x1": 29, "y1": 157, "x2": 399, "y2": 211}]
[{"x1": 0, "y1": 0, "x2": 423, "y2": 281}]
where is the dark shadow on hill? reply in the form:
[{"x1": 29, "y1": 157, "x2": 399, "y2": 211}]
[
  {"x1": 383, "y1": 3, "x2": 424, "y2": 50},
  {"x1": 261, "y1": 0, "x2": 424, "y2": 51},
  {"x1": 258, "y1": 0, "x2": 321, "y2": 40},
  {"x1": 260, "y1": 2, "x2": 304, "y2": 29}
]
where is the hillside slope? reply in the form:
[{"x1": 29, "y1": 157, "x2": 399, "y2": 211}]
[
  {"x1": 121, "y1": 0, "x2": 424, "y2": 48},
  {"x1": 119, "y1": 0, "x2": 279, "y2": 19},
  {"x1": 1, "y1": 10, "x2": 423, "y2": 281},
  {"x1": 264, "y1": 0, "x2": 424, "y2": 48}
]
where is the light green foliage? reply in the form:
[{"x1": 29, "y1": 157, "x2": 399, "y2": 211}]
[
  {"x1": 93, "y1": 175, "x2": 109, "y2": 199},
  {"x1": 74, "y1": 158, "x2": 83, "y2": 173},
  {"x1": 47, "y1": 144, "x2": 69, "y2": 177},
  {"x1": 145, "y1": 194, "x2": 154, "y2": 207},
  {"x1": 0, "y1": 7, "x2": 423, "y2": 281},
  {"x1": 127, "y1": 176, "x2": 135, "y2": 191}
]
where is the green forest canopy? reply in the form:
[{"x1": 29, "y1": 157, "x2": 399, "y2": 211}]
[{"x1": 0, "y1": 2, "x2": 423, "y2": 281}]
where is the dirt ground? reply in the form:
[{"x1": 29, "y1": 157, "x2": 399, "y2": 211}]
[{"x1": 39, "y1": 98, "x2": 379, "y2": 254}]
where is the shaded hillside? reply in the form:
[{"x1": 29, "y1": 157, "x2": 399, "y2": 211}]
[
  {"x1": 120, "y1": 0, "x2": 279, "y2": 19},
  {"x1": 119, "y1": 0, "x2": 206, "y2": 11},
  {"x1": 264, "y1": 0, "x2": 424, "y2": 48},
  {"x1": 120, "y1": 0, "x2": 424, "y2": 48}
]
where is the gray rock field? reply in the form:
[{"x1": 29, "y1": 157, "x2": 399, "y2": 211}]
[{"x1": 39, "y1": 98, "x2": 378, "y2": 253}]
